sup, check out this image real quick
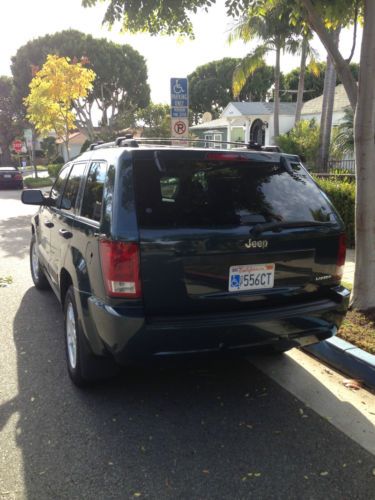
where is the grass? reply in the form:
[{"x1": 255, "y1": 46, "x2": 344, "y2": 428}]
[
  {"x1": 338, "y1": 309, "x2": 375, "y2": 355},
  {"x1": 335, "y1": 281, "x2": 375, "y2": 355},
  {"x1": 23, "y1": 177, "x2": 53, "y2": 188}
]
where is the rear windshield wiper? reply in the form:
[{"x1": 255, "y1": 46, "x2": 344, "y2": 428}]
[{"x1": 250, "y1": 220, "x2": 336, "y2": 236}]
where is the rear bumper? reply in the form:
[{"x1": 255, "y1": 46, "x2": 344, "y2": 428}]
[
  {"x1": 83, "y1": 287, "x2": 350, "y2": 363},
  {"x1": 0, "y1": 181, "x2": 23, "y2": 189}
]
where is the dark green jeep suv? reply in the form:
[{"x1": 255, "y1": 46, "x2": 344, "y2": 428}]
[{"x1": 22, "y1": 138, "x2": 349, "y2": 386}]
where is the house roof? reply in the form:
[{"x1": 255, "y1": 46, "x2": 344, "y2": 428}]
[
  {"x1": 190, "y1": 117, "x2": 230, "y2": 130},
  {"x1": 55, "y1": 131, "x2": 88, "y2": 145},
  {"x1": 302, "y1": 84, "x2": 351, "y2": 115},
  {"x1": 224, "y1": 101, "x2": 297, "y2": 116}
]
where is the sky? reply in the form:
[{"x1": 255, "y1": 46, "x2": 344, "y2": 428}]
[{"x1": 1, "y1": 0, "x2": 362, "y2": 104}]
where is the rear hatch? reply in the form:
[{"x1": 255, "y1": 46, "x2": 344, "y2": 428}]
[
  {"x1": 132, "y1": 149, "x2": 344, "y2": 316},
  {"x1": 0, "y1": 167, "x2": 21, "y2": 183}
]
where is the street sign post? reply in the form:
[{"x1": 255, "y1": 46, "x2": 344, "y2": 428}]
[{"x1": 170, "y1": 78, "x2": 189, "y2": 143}]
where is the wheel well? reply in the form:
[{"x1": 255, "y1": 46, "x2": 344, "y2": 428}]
[{"x1": 60, "y1": 268, "x2": 72, "y2": 307}]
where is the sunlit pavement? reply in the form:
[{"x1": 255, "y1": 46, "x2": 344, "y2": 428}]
[{"x1": 0, "y1": 189, "x2": 374, "y2": 499}]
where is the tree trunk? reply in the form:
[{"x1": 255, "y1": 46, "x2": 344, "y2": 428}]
[
  {"x1": 300, "y1": 0, "x2": 357, "y2": 111},
  {"x1": 0, "y1": 135, "x2": 12, "y2": 165},
  {"x1": 295, "y1": 35, "x2": 308, "y2": 124},
  {"x1": 351, "y1": 0, "x2": 375, "y2": 311},
  {"x1": 31, "y1": 127, "x2": 38, "y2": 179},
  {"x1": 318, "y1": 55, "x2": 336, "y2": 171},
  {"x1": 273, "y1": 45, "x2": 281, "y2": 139}
]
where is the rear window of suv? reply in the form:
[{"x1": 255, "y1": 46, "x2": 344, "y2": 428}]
[{"x1": 133, "y1": 152, "x2": 338, "y2": 229}]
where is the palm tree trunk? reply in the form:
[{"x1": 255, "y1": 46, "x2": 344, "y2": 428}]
[
  {"x1": 273, "y1": 44, "x2": 281, "y2": 139},
  {"x1": 318, "y1": 29, "x2": 340, "y2": 172},
  {"x1": 295, "y1": 35, "x2": 308, "y2": 124}
]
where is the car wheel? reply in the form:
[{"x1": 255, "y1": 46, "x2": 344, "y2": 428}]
[
  {"x1": 30, "y1": 234, "x2": 49, "y2": 289},
  {"x1": 64, "y1": 286, "x2": 118, "y2": 387}
]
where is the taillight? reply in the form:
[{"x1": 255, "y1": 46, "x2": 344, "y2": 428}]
[
  {"x1": 14, "y1": 174, "x2": 23, "y2": 180},
  {"x1": 335, "y1": 233, "x2": 346, "y2": 281},
  {"x1": 99, "y1": 240, "x2": 141, "y2": 298},
  {"x1": 205, "y1": 152, "x2": 249, "y2": 162}
]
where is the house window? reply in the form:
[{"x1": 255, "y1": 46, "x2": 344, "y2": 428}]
[{"x1": 204, "y1": 132, "x2": 223, "y2": 148}]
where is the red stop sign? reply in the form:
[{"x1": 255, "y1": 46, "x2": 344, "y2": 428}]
[{"x1": 12, "y1": 140, "x2": 23, "y2": 153}]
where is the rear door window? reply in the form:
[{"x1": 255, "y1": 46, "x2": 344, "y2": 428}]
[
  {"x1": 133, "y1": 152, "x2": 338, "y2": 229},
  {"x1": 60, "y1": 163, "x2": 86, "y2": 211},
  {"x1": 81, "y1": 162, "x2": 108, "y2": 222},
  {"x1": 50, "y1": 165, "x2": 71, "y2": 208}
]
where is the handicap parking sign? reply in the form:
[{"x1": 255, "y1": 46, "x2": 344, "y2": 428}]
[{"x1": 230, "y1": 274, "x2": 241, "y2": 289}]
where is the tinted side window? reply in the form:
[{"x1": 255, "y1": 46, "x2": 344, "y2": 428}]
[
  {"x1": 81, "y1": 162, "x2": 108, "y2": 222},
  {"x1": 50, "y1": 165, "x2": 71, "y2": 205},
  {"x1": 60, "y1": 163, "x2": 86, "y2": 211}
]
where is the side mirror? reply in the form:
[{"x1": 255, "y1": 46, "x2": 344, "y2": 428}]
[{"x1": 21, "y1": 189, "x2": 46, "y2": 206}]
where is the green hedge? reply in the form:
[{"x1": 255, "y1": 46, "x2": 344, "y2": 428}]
[
  {"x1": 47, "y1": 163, "x2": 63, "y2": 178},
  {"x1": 315, "y1": 176, "x2": 355, "y2": 247},
  {"x1": 24, "y1": 177, "x2": 53, "y2": 188}
]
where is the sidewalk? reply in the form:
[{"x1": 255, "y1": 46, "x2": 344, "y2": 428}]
[{"x1": 343, "y1": 248, "x2": 355, "y2": 285}]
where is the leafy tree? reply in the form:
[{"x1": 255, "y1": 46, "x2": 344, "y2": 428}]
[
  {"x1": 0, "y1": 77, "x2": 22, "y2": 166},
  {"x1": 188, "y1": 58, "x2": 273, "y2": 123},
  {"x1": 40, "y1": 136, "x2": 59, "y2": 164},
  {"x1": 283, "y1": 62, "x2": 359, "y2": 102},
  {"x1": 229, "y1": 3, "x2": 300, "y2": 138},
  {"x1": 25, "y1": 55, "x2": 95, "y2": 160},
  {"x1": 11, "y1": 30, "x2": 150, "y2": 139},
  {"x1": 135, "y1": 103, "x2": 171, "y2": 138}
]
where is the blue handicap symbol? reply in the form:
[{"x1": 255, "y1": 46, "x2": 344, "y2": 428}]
[{"x1": 231, "y1": 274, "x2": 241, "y2": 289}]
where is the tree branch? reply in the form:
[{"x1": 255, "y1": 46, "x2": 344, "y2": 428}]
[
  {"x1": 299, "y1": 0, "x2": 358, "y2": 110},
  {"x1": 346, "y1": 0, "x2": 359, "y2": 63}
]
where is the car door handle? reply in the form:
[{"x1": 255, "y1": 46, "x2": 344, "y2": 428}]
[
  {"x1": 59, "y1": 229, "x2": 73, "y2": 239},
  {"x1": 44, "y1": 221, "x2": 54, "y2": 228}
]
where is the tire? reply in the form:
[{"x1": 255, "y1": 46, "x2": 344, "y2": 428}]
[
  {"x1": 64, "y1": 286, "x2": 118, "y2": 387},
  {"x1": 30, "y1": 234, "x2": 50, "y2": 290}
]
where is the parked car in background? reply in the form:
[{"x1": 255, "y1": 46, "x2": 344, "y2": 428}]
[
  {"x1": 0, "y1": 166, "x2": 23, "y2": 189},
  {"x1": 22, "y1": 137, "x2": 349, "y2": 387}
]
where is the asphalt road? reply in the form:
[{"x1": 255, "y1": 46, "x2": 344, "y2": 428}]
[{"x1": 0, "y1": 189, "x2": 374, "y2": 500}]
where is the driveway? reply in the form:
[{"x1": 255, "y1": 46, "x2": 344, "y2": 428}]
[{"x1": 0, "y1": 189, "x2": 374, "y2": 499}]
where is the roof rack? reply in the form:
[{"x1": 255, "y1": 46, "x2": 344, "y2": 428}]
[{"x1": 88, "y1": 135, "x2": 281, "y2": 152}]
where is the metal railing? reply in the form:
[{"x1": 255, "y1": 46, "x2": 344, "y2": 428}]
[{"x1": 328, "y1": 159, "x2": 356, "y2": 172}]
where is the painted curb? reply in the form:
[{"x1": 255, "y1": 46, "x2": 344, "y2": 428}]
[{"x1": 303, "y1": 337, "x2": 375, "y2": 390}]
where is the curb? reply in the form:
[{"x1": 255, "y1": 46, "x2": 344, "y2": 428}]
[{"x1": 303, "y1": 337, "x2": 375, "y2": 390}]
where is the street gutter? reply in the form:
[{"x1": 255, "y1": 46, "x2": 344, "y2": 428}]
[{"x1": 303, "y1": 336, "x2": 375, "y2": 390}]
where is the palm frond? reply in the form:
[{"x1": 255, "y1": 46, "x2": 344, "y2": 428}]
[{"x1": 232, "y1": 45, "x2": 269, "y2": 97}]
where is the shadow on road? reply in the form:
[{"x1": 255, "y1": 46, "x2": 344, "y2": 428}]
[
  {"x1": 1, "y1": 287, "x2": 374, "y2": 499},
  {"x1": 0, "y1": 189, "x2": 24, "y2": 201},
  {"x1": 0, "y1": 214, "x2": 33, "y2": 259}
]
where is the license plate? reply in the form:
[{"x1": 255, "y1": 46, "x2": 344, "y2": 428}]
[
  {"x1": 3, "y1": 174, "x2": 11, "y2": 178},
  {"x1": 229, "y1": 263, "x2": 275, "y2": 292}
]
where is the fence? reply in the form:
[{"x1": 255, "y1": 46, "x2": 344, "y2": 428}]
[{"x1": 327, "y1": 159, "x2": 355, "y2": 172}]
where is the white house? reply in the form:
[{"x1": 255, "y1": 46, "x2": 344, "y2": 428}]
[{"x1": 190, "y1": 101, "x2": 297, "y2": 148}]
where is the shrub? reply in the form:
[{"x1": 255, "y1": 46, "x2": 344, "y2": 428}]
[
  {"x1": 24, "y1": 177, "x2": 53, "y2": 188},
  {"x1": 276, "y1": 119, "x2": 320, "y2": 169},
  {"x1": 314, "y1": 176, "x2": 355, "y2": 247},
  {"x1": 47, "y1": 164, "x2": 62, "y2": 178}
]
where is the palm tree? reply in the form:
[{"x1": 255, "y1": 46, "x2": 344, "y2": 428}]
[
  {"x1": 294, "y1": 33, "x2": 320, "y2": 124},
  {"x1": 229, "y1": 5, "x2": 299, "y2": 139},
  {"x1": 333, "y1": 106, "x2": 354, "y2": 155},
  {"x1": 318, "y1": 28, "x2": 340, "y2": 172}
]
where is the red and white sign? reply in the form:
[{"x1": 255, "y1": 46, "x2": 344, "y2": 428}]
[
  {"x1": 171, "y1": 117, "x2": 189, "y2": 144},
  {"x1": 12, "y1": 140, "x2": 23, "y2": 153}
]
